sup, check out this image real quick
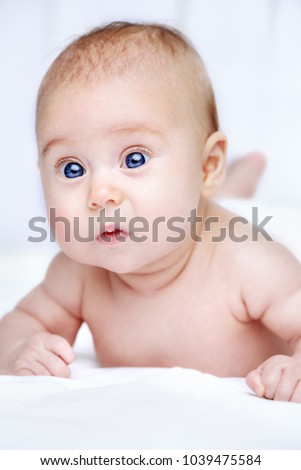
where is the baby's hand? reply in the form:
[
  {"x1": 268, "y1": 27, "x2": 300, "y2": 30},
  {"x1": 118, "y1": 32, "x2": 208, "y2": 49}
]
[
  {"x1": 246, "y1": 354, "x2": 301, "y2": 402},
  {"x1": 7, "y1": 332, "x2": 75, "y2": 377}
]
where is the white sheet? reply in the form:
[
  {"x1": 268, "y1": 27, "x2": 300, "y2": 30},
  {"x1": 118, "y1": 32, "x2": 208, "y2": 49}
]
[
  {"x1": 1, "y1": 199, "x2": 301, "y2": 450},
  {"x1": 1, "y1": 363, "x2": 301, "y2": 450},
  {"x1": 1, "y1": 316, "x2": 301, "y2": 450}
]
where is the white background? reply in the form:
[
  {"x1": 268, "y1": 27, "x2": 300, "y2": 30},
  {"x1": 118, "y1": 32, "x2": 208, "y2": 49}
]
[{"x1": 0, "y1": 0, "x2": 301, "y2": 252}]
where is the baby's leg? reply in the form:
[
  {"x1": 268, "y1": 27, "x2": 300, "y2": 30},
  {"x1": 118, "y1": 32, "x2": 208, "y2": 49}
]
[{"x1": 216, "y1": 152, "x2": 266, "y2": 199}]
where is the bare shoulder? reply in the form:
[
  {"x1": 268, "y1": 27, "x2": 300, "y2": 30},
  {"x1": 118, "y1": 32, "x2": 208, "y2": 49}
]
[
  {"x1": 42, "y1": 251, "x2": 88, "y2": 315},
  {"x1": 44, "y1": 252, "x2": 110, "y2": 318},
  {"x1": 207, "y1": 201, "x2": 301, "y2": 319},
  {"x1": 14, "y1": 252, "x2": 94, "y2": 343},
  {"x1": 208, "y1": 201, "x2": 300, "y2": 275},
  {"x1": 234, "y1": 228, "x2": 301, "y2": 320}
]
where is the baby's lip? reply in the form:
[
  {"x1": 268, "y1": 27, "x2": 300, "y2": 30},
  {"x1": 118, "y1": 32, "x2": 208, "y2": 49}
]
[{"x1": 97, "y1": 224, "x2": 129, "y2": 240}]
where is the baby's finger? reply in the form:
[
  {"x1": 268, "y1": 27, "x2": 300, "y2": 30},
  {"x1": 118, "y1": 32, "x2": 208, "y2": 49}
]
[
  {"x1": 15, "y1": 368, "x2": 35, "y2": 376},
  {"x1": 290, "y1": 380, "x2": 301, "y2": 403},
  {"x1": 44, "y1": 334, "x2": 75, "y2": 365},
  {"x1": 14, "y1": 360, "x2": 51, "y2": 376},
  {"x1": 274, "y1": 367, "x2": 301, "y2": 401},
  {"x1": 246, "y1": 366, "x2": 265, "y2": 397},
  {"x1": 40, "y1": 350, "x2": 72, "y2": 378},
  {"x1": 258, "y1": 361, "x2": 283, "y2": 400}
]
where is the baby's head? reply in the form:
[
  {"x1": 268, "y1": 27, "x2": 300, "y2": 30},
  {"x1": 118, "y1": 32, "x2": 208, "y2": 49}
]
[
  {"x1": 37, "y1": 21, "x2": 219, "y2": 141},
  {"x1": 36, "y1": 22, "x2": 227, "y2": 273}
]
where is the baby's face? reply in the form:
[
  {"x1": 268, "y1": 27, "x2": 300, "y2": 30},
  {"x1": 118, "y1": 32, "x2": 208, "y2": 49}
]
[{"x1": 37, "y1": 72, "x2": 207, "y2": 273}]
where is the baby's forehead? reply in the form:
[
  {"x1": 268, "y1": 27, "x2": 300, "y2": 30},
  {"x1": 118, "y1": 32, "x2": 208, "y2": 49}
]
[
  {"x1": 38, "y1": 23, "x2": 204, "y2": 101},
  {"x1": 38, "y1": 50, "x2": 198, "y2": 120},
  {"x1": 46, "y1": 41, "x2": 195, "y2": 94},
  {"x1": 36, "y1": 24, "x2": 218, "y2": 136},
  {"x1": 39, "y1": 65, "x2": 196, "y2": 130}
]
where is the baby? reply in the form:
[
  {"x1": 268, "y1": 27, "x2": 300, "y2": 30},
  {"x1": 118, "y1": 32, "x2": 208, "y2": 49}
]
[{"x1": 1, "y1": 22, "x2": 301, "y2": 403}]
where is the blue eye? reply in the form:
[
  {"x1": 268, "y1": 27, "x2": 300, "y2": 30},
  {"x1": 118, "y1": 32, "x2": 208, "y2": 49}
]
[
  {"x1": 123, "y1": 152, "x2": 149, "y2": 169},
  {"x1": 60, "y1": 162, "x2": 85, "y2": 179}
]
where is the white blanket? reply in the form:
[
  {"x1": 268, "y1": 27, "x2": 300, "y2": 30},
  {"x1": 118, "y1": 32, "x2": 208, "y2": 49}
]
[
  {"x1": 1, "y1": 199, "x2": 301, "y2": 450},
  {"x1": 1, "y1": 358, "x2": 301, "y2": 449},
  {"x1": 1, "y1": 302, "x2": 301, "y2": 450}
]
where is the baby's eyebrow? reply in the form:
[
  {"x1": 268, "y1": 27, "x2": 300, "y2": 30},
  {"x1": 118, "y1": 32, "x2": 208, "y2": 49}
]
[
  {"x1": 40, "y1": 125, "x2": 163, "y2": 158},
  {"x1": 41, "y1": 138, "x2": 68, "y2": 158},
  {"x1": 108, "y1": 124, "x2": 164, "y2": 138}
]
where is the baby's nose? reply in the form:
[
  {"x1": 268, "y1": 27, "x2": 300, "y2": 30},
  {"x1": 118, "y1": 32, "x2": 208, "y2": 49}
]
[{"x1": 88, "y1": 185, "x2": 124, "y2": 209}]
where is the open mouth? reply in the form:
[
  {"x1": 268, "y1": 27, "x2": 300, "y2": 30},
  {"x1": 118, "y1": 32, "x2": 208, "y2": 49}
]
[
  {"x1": 103, "y1": 228, "x2": 122, "y2": 237},
  {"x1": 97, "y1": 226, "x2": 128, "y2": 244}
]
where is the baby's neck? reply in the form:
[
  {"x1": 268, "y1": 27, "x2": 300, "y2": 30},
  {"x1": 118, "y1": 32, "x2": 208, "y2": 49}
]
[
  {"x1": 109, "y1": 201, "x2": 213, "y2": 295},
  {"x1": 111, "y1": 243, "x2": 195, "y2": 294}
]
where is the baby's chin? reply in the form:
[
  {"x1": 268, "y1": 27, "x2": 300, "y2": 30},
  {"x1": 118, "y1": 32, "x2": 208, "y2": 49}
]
[
  {"x1": 58, "y1": 245, "x2": 151, "y2": 274},
  {"x1": 57, "y1": 235, "x2": 182, "y2": 274}
]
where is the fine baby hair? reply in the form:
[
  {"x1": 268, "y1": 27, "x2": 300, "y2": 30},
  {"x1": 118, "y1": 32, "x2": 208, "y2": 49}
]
[{"x1": 36, "y1": 21, "x2": 219, "y2": 138}]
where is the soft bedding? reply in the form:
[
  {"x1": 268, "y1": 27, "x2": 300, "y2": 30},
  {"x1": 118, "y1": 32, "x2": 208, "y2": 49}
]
[
  {"x1": 1, "y1": 335, "x2": 301, "y2": 449},
  {"x1": 1, "y1": 199, "x2": 301, "y2": 450}
]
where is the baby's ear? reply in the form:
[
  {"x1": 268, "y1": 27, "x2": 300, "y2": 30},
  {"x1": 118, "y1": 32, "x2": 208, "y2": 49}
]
[{"x1": 201, "y1": 131, "x2": 227, "y2": 197}]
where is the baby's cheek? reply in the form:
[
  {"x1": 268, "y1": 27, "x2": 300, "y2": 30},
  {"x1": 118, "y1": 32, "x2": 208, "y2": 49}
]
[
  {"x1": 46, "y1": 204, "x2": 73, "y2": 243},
  {"x1": 143, "y1": 210, "x2": 192, "y2": 246},
  {"x1": 51, "y1": 213, "x2": 98, "y2": 249},
  {"x1": 54, "y1": 221, "x2": 71, "y2": 245}
]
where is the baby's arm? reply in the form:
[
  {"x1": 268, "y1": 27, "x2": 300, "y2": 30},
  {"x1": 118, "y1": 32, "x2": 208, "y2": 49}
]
[
  {"x1": 241, "y1": 241, "x2": 301, "y2": 402},
  {"x1": 0, "y1": 252, "x2": 83, "y2": 377}
]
